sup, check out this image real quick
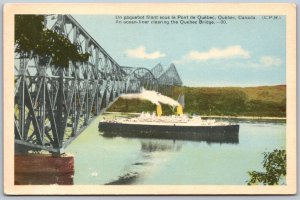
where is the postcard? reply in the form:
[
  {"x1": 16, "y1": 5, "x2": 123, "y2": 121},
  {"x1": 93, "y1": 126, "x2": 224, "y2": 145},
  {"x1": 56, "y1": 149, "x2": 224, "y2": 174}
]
[{"x1": 3, "y1": 3, "x2": 296, "y2": 195}]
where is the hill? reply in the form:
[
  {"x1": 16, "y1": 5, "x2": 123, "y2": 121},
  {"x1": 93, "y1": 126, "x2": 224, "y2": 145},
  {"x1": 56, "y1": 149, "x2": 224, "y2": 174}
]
[{"x1": 108, "y1": 85, "x2": 286, "y2": 117}]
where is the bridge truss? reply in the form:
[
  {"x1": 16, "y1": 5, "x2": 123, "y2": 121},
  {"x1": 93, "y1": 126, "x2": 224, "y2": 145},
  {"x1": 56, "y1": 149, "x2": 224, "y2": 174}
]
[{"x1": 14, "y1": 15, "x2": 180, "y2": 154}]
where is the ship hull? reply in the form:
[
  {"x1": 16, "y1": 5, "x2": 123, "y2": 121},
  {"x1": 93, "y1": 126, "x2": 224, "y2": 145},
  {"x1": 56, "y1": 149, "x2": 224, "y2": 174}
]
[{"x1": 99, "y1": 122, "x2": 239, "y2": 144}]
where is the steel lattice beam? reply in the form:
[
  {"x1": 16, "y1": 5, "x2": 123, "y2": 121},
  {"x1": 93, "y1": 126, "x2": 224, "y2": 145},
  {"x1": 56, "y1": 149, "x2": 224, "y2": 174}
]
[
  {"x1": 14, "y1": 14, "x2": 160, "y2": 153},
  {"x1": 157, "y1": 63, "x2": 183, "y2": 86}
]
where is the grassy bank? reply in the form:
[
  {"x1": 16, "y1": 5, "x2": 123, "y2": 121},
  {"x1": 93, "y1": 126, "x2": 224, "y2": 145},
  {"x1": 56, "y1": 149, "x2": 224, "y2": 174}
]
[{"x1": 108, "y1": 85, "x2": 286, "y2": 117}]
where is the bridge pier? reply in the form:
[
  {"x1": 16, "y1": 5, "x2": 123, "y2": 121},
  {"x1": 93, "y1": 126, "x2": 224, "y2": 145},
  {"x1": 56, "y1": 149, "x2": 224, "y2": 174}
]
[{"x1": 15, "y1": 153, "x2": 74, "y2": 185}]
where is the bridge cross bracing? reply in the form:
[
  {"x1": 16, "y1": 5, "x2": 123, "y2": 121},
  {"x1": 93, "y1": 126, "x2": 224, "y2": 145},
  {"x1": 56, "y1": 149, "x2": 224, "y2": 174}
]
[{"x1": 14, "y1": 14, "x2": 182, "y2": 153}]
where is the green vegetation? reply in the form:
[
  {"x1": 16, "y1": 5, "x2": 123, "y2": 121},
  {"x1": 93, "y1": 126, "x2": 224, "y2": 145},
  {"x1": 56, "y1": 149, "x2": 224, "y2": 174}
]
[
  {"x1": 108, "y1": 85, "x2": 286, "y2": 117},
  {"x1": 247, "y1": 149, "x2": 286, "y2": 185},
  {"x1": 15, "y1": 15, "x2": 90, "y2": 139},
  {"x1": 15, "y1": 15, "x2": 89, "y2": 67}
]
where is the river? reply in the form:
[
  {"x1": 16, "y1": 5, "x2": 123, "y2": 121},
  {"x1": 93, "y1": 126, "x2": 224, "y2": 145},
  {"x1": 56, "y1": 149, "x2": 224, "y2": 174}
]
[{"x1": 66, "y1": 113, "x2": 286, "y2": 185}]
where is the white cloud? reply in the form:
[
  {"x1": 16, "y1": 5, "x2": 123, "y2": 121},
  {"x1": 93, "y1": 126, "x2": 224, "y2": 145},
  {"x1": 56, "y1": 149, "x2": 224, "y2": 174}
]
[
  {"x1": 125, "y1": 46, "x2": 166, "y2": 60},
  {"x1": 174, "y1": 45, "x2": 250, "y2": 64},
  {"x1": 259, "y1": 56, "x2": 282, "y2": 67},
  {"x1": 226, "y1": 56, "x2": 283, "y2": 68}
]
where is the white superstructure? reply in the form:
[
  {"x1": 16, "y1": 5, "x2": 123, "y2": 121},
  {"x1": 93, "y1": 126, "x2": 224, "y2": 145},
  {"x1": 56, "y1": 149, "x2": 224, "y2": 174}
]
[{"x1": 102, "y1": 112, "x2": 232, "y2": 127}]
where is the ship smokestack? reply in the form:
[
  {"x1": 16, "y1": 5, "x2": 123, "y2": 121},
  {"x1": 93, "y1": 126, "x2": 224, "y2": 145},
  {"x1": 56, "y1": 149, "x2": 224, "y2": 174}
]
[
  {"x1": 156, "y1": 105, "x2": 162, "y2": 116},
  {"x1": 176, "y1": 105, "x2": 183, "y2": 116}
]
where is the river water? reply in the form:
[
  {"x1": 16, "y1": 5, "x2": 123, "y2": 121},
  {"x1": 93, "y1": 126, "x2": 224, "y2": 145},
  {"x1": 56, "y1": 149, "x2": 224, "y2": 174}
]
[{"x1": 66, "y1": 113, "x2": 286, "y2": 185}]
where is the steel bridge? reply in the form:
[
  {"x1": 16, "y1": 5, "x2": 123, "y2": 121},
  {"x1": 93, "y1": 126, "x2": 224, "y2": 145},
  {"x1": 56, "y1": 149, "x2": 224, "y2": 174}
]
[{"x1": 14, "y1": 15, "x2": 182, "y2": 154}]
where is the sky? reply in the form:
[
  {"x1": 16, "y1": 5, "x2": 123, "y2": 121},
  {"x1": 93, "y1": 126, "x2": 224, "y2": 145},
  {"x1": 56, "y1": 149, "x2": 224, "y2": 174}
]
[{"x1": 73, "y1": 15, "x2": 286, "y2": 87}]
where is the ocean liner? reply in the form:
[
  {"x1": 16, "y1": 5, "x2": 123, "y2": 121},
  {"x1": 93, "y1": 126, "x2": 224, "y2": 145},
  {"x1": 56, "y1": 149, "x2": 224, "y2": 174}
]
[{"x1": 99, "y1": 105, "x2": 239, "y2": 143}]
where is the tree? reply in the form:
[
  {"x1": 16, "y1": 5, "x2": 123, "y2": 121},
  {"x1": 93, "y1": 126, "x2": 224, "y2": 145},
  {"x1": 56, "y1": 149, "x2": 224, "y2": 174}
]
[
  {"x1": 15, "y1": 15, "x2": 90, "y2": 148},
  {"x1": 15, "y1": 15, "x2": 89, "y2": 68},
  {"x1": 247, "y1": 149, "x2": 286, "y2": 185}
]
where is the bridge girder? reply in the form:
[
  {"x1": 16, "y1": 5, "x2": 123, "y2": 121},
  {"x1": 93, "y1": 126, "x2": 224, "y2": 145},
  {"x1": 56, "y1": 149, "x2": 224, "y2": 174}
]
[
  {"x1": 126, "y1": 67, "x2": 159, "y2": 93},
  {"x1": 14, "y1": 14, "x2": 158, "y2": 153},
  {"x1": 157, "y1": 63, "x2": 183, "y2": 86}
]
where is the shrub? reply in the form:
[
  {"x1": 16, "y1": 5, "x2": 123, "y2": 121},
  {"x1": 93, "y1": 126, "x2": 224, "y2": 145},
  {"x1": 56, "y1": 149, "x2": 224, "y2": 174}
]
[{"x1": 247, "y1": 149, "x2": 286, "y2": 185}]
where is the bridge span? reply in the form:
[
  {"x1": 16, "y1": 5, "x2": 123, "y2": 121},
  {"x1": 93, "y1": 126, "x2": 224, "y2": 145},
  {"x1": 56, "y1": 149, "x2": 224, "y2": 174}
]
[{"x1": 14, "y1": 15, "x2": 182, "y2": 154}]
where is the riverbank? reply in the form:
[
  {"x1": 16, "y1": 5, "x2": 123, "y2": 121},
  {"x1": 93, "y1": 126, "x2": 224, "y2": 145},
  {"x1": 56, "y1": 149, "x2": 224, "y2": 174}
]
[{"x1": 201, "y1": 115, "x2": 286, "y2": 120}]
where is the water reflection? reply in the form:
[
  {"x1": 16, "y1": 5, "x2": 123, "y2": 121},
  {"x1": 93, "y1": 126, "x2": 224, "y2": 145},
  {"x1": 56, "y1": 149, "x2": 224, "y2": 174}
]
[
  {"x1": 105, "y1": 171, "x2": 139, "y2": 185},
  {"x1": 141, "y1": 139, "x2": 182, "y2": 152},
  {"x1": 105, "y1": 139, "x2": 183, "y2": 185},
  {"x1": 102, "y1": 129, "x2": 239, "y2": 184}
]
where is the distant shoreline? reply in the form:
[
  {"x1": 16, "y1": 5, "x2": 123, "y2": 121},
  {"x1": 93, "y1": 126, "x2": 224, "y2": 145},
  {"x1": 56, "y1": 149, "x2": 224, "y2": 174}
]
[
  {"x1": 104, "y1": 112, "x2": 286, "y2": 120},
  {"x1": 200, "y1": 115, "x2": 286, "y2": 120}
]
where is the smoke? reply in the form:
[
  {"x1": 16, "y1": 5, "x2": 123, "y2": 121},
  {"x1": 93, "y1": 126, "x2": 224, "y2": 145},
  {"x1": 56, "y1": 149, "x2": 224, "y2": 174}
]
[{"x1": 120, "y1": 88, "x2": 180, "y2": 106}]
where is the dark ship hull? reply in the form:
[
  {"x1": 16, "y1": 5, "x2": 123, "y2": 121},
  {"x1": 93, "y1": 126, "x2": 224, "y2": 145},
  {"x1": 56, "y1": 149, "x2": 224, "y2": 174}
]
[{"x1": 99, "y1": 122, "x2": 239, "y2": 144}]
